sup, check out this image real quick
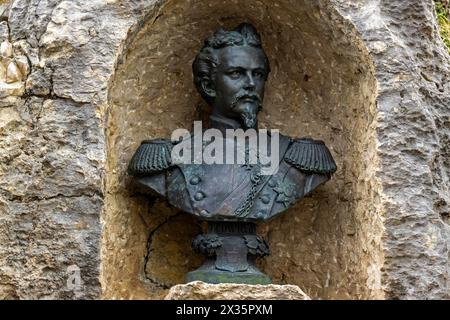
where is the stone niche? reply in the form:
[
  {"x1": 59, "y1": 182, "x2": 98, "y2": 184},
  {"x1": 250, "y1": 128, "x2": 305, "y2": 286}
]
[{"x1": 106, "y1": 0, "x2": 382, "y2": 299}]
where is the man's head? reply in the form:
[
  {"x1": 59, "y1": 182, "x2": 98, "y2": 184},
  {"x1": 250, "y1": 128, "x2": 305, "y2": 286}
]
[{"x1": 193, "y1": 23, "x2": 270, "y2": 129}]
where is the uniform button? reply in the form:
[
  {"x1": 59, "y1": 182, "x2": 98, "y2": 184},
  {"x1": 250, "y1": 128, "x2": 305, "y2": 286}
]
[
  {"x1": 268, "y1": 180, "x2": 277, "y2": 188},
  {"x1": 194, "y1": 191, "x2": 205, "y2": 201},
  {"x1": 260, "y1": 195, "x2": 270, "y2": 204},
  {"x1": 256, "y1": 211, "x2": 266, "y2": 219},
  {"x1": 190, "y1": 176, "x2": 201, "y2": 185}
]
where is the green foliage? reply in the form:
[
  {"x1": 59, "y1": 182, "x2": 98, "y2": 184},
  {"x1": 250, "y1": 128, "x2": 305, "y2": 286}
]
[{"x1": 435, "y1": 1, "x2": 450, "y2": 53}]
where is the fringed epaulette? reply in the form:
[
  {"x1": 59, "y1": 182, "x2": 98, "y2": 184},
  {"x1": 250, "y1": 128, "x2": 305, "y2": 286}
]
[
  {"x1": 284, "y1": 138, "x2": 337, "y2": 174},
  {"x1": 128, "y1": 139, "x2": 173, "y2": 175}
]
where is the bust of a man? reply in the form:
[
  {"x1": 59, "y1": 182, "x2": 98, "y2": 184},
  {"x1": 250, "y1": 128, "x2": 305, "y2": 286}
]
[{"x1": 128, "y1": 23, "x2": 336, "y2": 284}]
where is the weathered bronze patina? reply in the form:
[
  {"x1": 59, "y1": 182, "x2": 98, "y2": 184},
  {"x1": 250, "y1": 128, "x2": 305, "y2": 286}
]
[{"x1": 128, "y1": 23, "x2": 336, "y2": 284}]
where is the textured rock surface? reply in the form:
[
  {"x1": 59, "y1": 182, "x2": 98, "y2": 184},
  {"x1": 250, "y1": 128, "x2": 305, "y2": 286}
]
[
  {"x1": 0, "y1": 0, "x2": 132, "y2": 299},
  {"x1": 165, "y1": 281, "x2": 310, "y2": 300},
  {"x1": 333, "y1": 0, "x2": 450, "y2": 300},
  {"x1": 0, "y1": 36, "x2": 27, "y2": 104},
  {"x1": 0, "y1": 0, "x2": 448, "y2": 300}
]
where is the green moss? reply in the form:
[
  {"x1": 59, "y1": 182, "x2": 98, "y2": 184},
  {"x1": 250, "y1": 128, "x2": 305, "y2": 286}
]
[{"x1": 436, "y1": 1, "x2": 450, "y2": 54}]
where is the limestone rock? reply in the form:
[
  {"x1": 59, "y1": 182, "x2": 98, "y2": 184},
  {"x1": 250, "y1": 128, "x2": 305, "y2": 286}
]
[
  {"x1": 9, "y1": 0, "x2": 58, "y2": 46},
  {"x1": 0, "y1": 61, "x2": 6, "y2": 81},
  {"x1": 0, "y1": 40, "x2": 12, "y2": 58},
  {"x1": 25, "y1": 68, "x2": 51, "y2": 96},
  {"x1": 0, "y1": 81, "x2": 24, "y2": 98},
  {"x1": 0, "y1": 21, "x2": 9, "y2": 42},
  {"x1": 164, "y1": 281, "x2": 311, "y2": 300},
  {"x1": 13, "y1": 40, "x2": 40, "y2": 68},
  {"x1": 0, "y1": 96, "x2": 21, "y2": 108},
  {"x1": 0, "y1": 97, "x2": 104, "y2": 299},
  {"x1": 0, "y1": 2, "x2": 10, "y2": 21},
  {"x1": 6, "y1": 61, "x2": 22, "y2": 83},
  {"x1": 14, "y1": 55, "x2": 29, "y2": 77},
  {"x1": 331, "y1": 0, "x2": 450, "y2": 300}
]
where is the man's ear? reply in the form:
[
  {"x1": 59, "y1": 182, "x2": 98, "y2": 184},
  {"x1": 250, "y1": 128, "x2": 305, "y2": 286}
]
[{"x1": 201, "y1": 79, "x2": 216, "y2": 99}]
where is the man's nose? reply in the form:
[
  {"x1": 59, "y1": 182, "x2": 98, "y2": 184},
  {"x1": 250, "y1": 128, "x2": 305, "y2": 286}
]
[{"x1": 244, "y1": 71, "x2": 255, "y2": 90}]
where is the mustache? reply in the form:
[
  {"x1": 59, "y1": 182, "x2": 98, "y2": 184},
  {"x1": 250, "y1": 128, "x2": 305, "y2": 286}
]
[{"x1": 230, "y1": 92, "x2": 262, "y2": 109}]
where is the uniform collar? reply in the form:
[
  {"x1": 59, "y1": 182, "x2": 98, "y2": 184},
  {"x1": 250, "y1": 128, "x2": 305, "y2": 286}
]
[
  {"x1": 207, "y1": 115, "x2": 268, "y2": 136},
  {"x1": 209, "y1": 114, "x2": 243, "y2": 133}
]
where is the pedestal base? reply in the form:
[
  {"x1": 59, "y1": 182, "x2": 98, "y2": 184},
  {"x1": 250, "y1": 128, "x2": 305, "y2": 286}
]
[
  {"x1": 186, "y1": 260, "x2": 271, "y2": 285},
  {"x1": 165, "y1": 281, "x2": 311, "y2": 300},
  {"x1": 190, "y1": 221, "x2": 271, "y2": 285}
]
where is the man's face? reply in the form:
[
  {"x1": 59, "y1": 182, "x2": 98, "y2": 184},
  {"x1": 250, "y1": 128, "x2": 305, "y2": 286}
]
[{"x1": 212, "y1": 46, "x2": 268, "y2": 129}]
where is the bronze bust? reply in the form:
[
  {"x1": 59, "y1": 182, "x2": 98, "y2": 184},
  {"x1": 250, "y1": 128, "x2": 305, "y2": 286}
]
[{"x1": 128, "y1": 23, "x2": 336, "y2": 284}]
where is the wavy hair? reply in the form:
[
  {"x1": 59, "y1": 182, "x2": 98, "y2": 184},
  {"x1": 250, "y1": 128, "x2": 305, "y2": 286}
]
[{"x1": 192, "y1": 23, "x2": 270, "y2": 105}]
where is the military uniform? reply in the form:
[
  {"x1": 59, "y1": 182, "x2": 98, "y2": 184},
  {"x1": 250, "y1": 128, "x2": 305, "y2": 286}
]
[
  {"x1": 128, "y1": 125, "x2": 336, "y2": 222},
  {"x1": 128, "y1": 118, "x2": 336, "y2": 283}
]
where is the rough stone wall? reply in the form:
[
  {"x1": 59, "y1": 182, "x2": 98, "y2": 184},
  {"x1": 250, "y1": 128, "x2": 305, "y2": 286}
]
[
  {"x1": 0, "y1": 0, "x2": 145, "y2": 299},
  {"x1": 164, "y1": 281, "x2": 311, "y2": 300},
  {"x1": 0, "y1": 0, "x2": 448, "y2": 300},
  {"x1": 332, "y1": 0, "x2": 450, "y2": 300}
]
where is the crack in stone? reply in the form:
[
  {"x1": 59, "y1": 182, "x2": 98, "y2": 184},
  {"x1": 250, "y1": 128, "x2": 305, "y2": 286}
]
[
  {"x1": 142, "y1": 210, "x2": 185, "y2": 290},
  {"x1": 1, "y1": 190, "x2": 103, "y2": 203}
]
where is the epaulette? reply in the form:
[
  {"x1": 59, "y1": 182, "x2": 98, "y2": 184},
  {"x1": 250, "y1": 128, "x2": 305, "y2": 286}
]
[
  {"x1": 128, "y1": 139, "x2": 173, "y2": 175},
  {"x1": 284, "y1": 138, "x2": 337, "y2": 174}
]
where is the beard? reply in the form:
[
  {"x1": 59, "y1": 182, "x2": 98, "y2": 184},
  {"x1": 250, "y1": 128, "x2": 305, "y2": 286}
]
[
  {"x1": 239, "y1": 105, "x2": 259, "y2": 129},
  {"x1": 230, "y1": 92, "x2": 262, "y2": 129}
]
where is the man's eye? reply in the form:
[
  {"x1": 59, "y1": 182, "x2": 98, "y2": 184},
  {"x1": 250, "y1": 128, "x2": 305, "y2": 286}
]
[
  {"x1": 254, "y1": 71, "x2": 264, "y2": 78},
  {"x1": 229, "y1": 71, "x2": 241, "y2": 78}
]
